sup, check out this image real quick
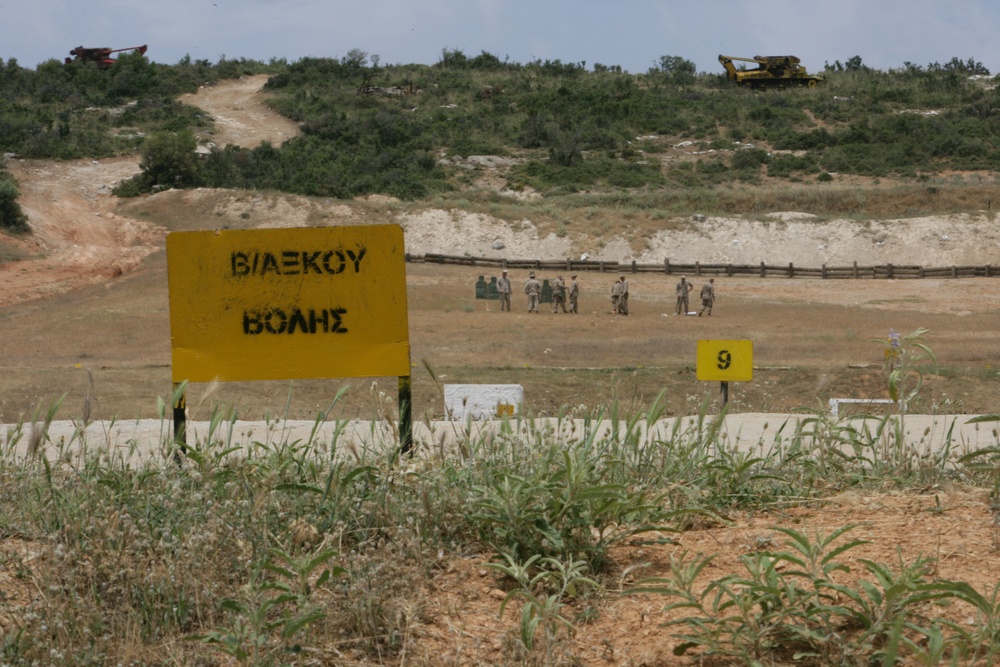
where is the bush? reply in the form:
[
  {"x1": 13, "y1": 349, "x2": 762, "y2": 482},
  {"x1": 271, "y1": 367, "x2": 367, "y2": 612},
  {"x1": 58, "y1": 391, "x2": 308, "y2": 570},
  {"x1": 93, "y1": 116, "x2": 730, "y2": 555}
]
[
  {"x1": 0, "y1": 170, "x2": 28, "y2": 232},
  {"x1": 767, "y1": 153, "x2": 818, "y2": 178},
  {"x1": 730, "y1": 147, "x2": 770, "y2": 171},
  {"x1": 115, "y1": 130, "x2": 201, "y2": 195}
]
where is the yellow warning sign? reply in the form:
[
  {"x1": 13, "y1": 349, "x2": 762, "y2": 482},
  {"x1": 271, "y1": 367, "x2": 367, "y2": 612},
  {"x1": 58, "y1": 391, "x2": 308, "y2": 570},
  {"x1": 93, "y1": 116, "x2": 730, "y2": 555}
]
[
  {"x1": 696, "y1": 339, "x2": 753, "y2": 382},
  {"x1": 167, "y1": 225, "x2": 410, "y2": 382}
]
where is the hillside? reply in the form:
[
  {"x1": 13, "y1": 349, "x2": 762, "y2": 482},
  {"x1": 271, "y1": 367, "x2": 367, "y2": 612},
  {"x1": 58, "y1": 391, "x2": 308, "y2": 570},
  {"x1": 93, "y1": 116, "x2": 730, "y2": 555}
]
[{"x1": 3, "y1": 72, "x2": 1000, "y2": 309}]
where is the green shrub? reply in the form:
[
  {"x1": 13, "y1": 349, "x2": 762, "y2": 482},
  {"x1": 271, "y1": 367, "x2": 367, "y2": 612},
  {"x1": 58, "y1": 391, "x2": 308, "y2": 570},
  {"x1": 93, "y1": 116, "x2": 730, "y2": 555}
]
[
  {"x1": 730, "y1": 147, "x2": 770, "y2": 171},
  {"x1": 117, "y1": 129, "x2": 201, "y2": 194},
  {"x1": 0, "y1": 170, "x2": 28, "y2": 232},
  {"x1": 767, "y1": 153, "x2": 818, "y2": 178}
]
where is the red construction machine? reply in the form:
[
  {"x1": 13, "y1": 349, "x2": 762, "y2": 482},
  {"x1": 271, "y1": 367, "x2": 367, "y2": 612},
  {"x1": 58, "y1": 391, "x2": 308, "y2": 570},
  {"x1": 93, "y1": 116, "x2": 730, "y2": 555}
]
[{"x1": 65, "y1": 44, "x2": 148, "y2": 68}]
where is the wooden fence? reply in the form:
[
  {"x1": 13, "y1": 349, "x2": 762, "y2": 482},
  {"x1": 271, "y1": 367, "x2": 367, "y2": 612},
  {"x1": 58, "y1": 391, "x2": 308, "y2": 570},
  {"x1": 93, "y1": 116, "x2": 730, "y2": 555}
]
[{"x1": 409, "y1": 253, "x2": 999, "y2": 279}]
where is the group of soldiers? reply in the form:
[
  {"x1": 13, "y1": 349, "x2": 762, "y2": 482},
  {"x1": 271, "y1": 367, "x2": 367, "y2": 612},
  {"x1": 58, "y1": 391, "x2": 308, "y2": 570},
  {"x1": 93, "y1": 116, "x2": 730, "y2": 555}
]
[
  {"x1": 674, "y1": 275, "x2": 716, "y2": 317},
  {"x1": 494, "y1": 270, "x2": 716, "y2": 316},
  {"x1": 610, "y1": 275, "x2": 630, "y2": 315},
  {"x1": 500, "y1": 270, "x2": 580, "y2": 314}
]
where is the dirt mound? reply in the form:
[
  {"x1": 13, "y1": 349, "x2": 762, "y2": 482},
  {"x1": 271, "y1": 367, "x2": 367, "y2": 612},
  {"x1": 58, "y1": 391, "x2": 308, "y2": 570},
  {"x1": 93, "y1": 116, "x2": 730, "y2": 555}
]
[{"x1": 1, "y1": 156, "x2": 162, "y2": 307}]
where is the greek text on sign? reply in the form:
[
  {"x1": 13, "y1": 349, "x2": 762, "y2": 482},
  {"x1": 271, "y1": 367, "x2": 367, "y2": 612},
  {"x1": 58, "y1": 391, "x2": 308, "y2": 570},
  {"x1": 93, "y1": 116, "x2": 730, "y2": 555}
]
[
  {"x1": 696, "y1": 339, "x2": 753, "y2": 382},
  {"x1": 230, "y1": 248, "x2": 366, "y2": 276},
  {"x1": 167, "y1": 225, "x2": 409, "y2": 382}
]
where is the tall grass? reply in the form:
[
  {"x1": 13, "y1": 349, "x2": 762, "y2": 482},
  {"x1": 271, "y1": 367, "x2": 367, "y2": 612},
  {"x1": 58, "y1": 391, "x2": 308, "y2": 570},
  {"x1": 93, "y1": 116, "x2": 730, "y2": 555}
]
[{"x1": 0, "y1": 396, "x2": 998, "y2": 665}]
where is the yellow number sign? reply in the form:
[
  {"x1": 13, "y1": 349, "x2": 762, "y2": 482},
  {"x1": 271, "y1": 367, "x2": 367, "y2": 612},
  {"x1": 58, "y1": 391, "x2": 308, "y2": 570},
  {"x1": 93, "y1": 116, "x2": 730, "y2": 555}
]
[
  {"x1": 697, "y1": 339, "x2": 753, "y2": 382},
  {"x1": 167, "y1": 225, "x2": 410, "y2": 382}
]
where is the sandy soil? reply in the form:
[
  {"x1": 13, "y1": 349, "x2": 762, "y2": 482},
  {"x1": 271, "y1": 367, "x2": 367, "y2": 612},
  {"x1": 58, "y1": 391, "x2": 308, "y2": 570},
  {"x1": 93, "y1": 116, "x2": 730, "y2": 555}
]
[{"x1": 2, "y1": 74, "x2": 1000, "y2": 666}]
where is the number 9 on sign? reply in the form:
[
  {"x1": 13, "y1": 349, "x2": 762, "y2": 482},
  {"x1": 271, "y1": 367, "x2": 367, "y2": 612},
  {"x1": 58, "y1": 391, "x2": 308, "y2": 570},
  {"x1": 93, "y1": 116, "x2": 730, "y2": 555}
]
[{"x1": 697, "y1": 340, "x2": 753, "y2": 382}]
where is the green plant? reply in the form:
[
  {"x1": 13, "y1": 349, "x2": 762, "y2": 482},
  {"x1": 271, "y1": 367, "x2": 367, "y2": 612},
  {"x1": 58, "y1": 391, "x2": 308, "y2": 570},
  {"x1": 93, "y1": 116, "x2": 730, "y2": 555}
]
[
  {"x1": 0, "y1": 170, "x2": 29, "y2": 232},
  {"x1": 487, "y1": 554, "x2": 597, "y2": 664},
  {"x1": 633, "y1": 526, "x2": 972, "y2": 665},
  {"x1": 469, "y1": 441, "x2": 670, "y2": 569},
  {"x1": 191, "y1": 545, "x2": 344, "y2": 665},
  {"x1": 876, "y1": 328, "x2": 937, "y2": 411}
]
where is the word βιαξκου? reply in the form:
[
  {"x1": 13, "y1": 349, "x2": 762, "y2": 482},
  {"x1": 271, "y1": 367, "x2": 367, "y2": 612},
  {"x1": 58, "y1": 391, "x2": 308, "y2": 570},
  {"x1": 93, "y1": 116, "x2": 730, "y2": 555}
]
[{"x1": 231, "y1": 248, "x2": 367, "y2": 277}]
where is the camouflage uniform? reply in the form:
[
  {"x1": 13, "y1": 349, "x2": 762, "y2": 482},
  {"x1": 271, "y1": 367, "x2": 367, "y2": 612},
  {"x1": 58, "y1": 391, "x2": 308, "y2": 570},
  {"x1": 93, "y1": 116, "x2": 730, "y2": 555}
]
[
  {"x1": 568, "y1": 275, "x2": 579, "y2": 313},
  {"x1": 698, "y1": 279, "x2": 715, "y2": 317},
  {"x1": 524, "y1": 273, "x2": 542, "y2": 313},
  {"x1": 497, "y1": 271, "x2": 512, "y2": 311},
  {"x1": 675, "y1": 277, "x2": 690, "y2": 315},
  {"x1": 618, "y1": 275, "x2": 629, "y2": 315},
  {"x1": 610, "y1": 278, "x2": 622, "y2": 314},
  {"x1": 552, "y1": 276, "x2": 568, "y2": 313}
]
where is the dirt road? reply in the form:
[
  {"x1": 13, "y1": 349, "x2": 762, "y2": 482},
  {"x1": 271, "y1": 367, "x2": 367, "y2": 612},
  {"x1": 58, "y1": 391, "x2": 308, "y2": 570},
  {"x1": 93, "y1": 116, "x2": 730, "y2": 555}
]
[{"x1": 1, "y1": 75, "x2": 298, "y2": 308}]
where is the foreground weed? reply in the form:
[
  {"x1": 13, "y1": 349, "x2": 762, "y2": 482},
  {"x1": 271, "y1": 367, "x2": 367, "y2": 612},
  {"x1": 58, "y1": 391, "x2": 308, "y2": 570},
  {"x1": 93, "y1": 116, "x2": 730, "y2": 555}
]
[
  {"x1": 470, "y1": 442, "x2": 673, "y2": 569},
  {"x1": 633, "y1": 526, "x2": 975, "y2": 665},
  {"x1": 488, "y1": 554, "x2": 598, "y2": 665},
  {"x1": 192, "y1": 545, "x2": 344, "y2": 665}
]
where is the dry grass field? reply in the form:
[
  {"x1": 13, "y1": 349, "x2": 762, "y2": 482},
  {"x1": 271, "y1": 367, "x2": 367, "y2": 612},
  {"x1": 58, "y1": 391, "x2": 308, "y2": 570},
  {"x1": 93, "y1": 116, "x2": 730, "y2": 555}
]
[{"x1": 0, "y1": 251, "x2": 998, "y2": 425}]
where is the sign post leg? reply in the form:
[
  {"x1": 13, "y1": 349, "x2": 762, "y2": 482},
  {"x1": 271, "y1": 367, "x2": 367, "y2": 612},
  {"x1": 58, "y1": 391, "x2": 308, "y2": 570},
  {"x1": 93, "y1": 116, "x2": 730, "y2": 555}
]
[
  {"x1": 172, "y1": 382, "x2": 187, "y2": 462},
  {"x1": 721, "y1": 381, "x2": 729, "y2": 407},
  {"x1": 398, "y1": 375, "x2": 413, "y2": 457}
]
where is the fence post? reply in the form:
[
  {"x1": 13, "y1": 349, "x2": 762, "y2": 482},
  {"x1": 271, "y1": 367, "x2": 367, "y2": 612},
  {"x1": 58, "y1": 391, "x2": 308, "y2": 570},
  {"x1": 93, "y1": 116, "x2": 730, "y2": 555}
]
[
  {"x1": 788, "y1": 262, "x2": 794, "y2": 278},
  {"x1": 502, "y1": 258, "x2": 508, "y2": 270},
  {"x1": 695, "y1": 261, "x2": 701, "y2": 277},
  {"x1": 599, "y1": 261, "x2": 605, "y2": 273},
  {"x1": 987, "y1": 265, "x2": 993, "y2": 278},
  {"x1": 632, "y1": 260, "x2": 637, "y2": 274},
  {"x1": 760, "y1": 261, "x2": 765, "y2": 278},
  {"x1": 951, "y1": 265, "x2": 957, "y2": 278},
  {"x1": 727, "y1": 264, "x2": 733, "y2": 277},
  {"x1": 853, "y1": 261, "x2": 858, "y2": 279},
  {"x1": 664, "y1": 258, "x2": 670, "y2": 274},
  {"x1": 566, "y1": 258, "x2": 572, "y2": 271},
  {"x1": 822, "y1": 264, "x2": 827, "y2": 279},
  {"x1": 887, "y1": 263, "x2": 894, "y2": 279},
  {"x1": 919, "y1": 265, "x2": 924, "y2": 278}
]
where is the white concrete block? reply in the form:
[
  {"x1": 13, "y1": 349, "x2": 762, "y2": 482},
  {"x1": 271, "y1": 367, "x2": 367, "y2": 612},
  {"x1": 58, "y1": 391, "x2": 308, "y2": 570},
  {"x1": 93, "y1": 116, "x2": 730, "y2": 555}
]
[{"x1": 444, "y1": 384, "x2": 523, "y2": 420}]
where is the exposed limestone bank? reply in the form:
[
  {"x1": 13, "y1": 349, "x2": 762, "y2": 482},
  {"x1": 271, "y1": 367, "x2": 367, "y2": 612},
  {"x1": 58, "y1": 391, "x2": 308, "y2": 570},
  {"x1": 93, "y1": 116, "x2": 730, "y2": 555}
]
[
  {"x1": 129, "y1": 187, "x2": 999, "y2": 267},
  {"x1": 398, "y1": 208, "x2": 572, "y2": 259},
  {"x1": 638, "y1": 213, "x2": 1000, "y2": 266},
  {"x1": 5, "y1": 414, "x2": 998, "y2": 465},
  {"x1": 396, "y1": 208, "x2": 1000, "y2": 267}
]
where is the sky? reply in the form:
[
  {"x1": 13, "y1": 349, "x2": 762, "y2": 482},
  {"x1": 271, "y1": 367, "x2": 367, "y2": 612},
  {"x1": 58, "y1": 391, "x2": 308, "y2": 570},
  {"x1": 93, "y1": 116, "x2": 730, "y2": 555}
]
[{"x1": 2, "y1": 0, "x2": 999, "y2": 76}]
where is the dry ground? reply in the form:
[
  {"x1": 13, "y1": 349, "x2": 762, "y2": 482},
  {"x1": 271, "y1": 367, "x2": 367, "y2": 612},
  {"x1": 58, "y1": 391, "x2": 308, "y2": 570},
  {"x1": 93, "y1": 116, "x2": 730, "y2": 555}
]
[
  {"x1": 1, "y1": 75, "x2": 1000, "y2": 666},
  {"x1": 1, "y1": 255, "x2": 996, "y2": 422}
]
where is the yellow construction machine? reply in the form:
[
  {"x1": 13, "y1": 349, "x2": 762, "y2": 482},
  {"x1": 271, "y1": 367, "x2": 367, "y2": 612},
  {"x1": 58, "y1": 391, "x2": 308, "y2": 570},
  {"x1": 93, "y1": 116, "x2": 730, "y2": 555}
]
[{"x1": 718, "y1": 54, "x2": 822, "y2": 88}]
